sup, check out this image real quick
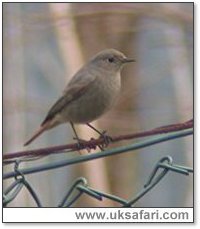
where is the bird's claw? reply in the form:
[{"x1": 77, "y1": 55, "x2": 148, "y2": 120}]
[
  {"x1": 73, "y1": 130, "x2": 113, "y2": 153},
  {"x1": 73, "y1": 137, "x2": 96, "y2": 153},
  {"x1": 97, "y1": 130, "x2": 113, "y2": 150}
]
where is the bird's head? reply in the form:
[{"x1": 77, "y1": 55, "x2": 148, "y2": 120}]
[{"x1": 90, "y1": 49, "x2": 135, "y2": 73}]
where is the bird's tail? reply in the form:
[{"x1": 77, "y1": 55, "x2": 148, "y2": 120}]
[{"x1": 24, "y1": 125, "x2": 48, "y2": 146}]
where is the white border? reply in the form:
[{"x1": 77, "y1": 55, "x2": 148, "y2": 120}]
[{"x1": 3, "y1": 208, "x2": 194, "y2": 223}]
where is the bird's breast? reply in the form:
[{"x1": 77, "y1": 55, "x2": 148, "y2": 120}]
[{"x1": 63, "y1": 73, "x2": 121, "y2": 123}]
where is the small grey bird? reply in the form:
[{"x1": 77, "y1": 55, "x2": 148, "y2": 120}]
[{"x1": 24, "y1": 49, "x2": 135, "y2": 146}]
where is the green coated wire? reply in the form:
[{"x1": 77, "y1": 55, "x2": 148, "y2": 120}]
[{"x1": 3, "y1": 128, "x2": 193, "y2": 179}]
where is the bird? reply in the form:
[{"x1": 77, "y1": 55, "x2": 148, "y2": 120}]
[{"x1": 24, "y1": 49, "x2": 135, "y2": 146}]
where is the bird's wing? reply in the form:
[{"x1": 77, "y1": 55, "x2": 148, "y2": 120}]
[{"x1": 41, "y1": 76, "x2": 96, "y2": 126}]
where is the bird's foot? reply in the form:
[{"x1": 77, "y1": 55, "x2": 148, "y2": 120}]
[
  {"x1": 73, "y1": 130, "x2": 113, "y2": 153},
  {"x1": 85, "y1": 123, "x2": 113, "y2": 150},
  {"x1": 97, "y1": 130, "x2": 113, "y2": 150},
  {"x1": 73, "y1": 137, "x2": 96, "y2": 153}
]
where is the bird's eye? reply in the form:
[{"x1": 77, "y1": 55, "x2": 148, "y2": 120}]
[{"x1": 108, "y1": 57, "x2": 114, "y2": 63}]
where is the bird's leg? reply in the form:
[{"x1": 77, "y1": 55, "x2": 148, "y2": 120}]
[
  {"x1": 86, "y1": 123, "x2": 113, "y2": 150},
  {"x1": 70, "y1": 122, "x2": 93, "y2": 153},
  {"x1": 70, "y1": 122, "x2": 87, "y2": 152}
]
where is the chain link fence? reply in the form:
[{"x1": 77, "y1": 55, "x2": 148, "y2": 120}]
[{"x1": 3, "y1": 124, "x2": 193, "y2": 207}]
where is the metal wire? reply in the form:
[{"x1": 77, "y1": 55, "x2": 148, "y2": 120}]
[
  {"x1": 3, "y1": 160, "x2": 42, "y2": 207},
  {"x1": 65, "y1": 156, "x2": 193, "y2": 208},
  {"x1": 3, "y1": 155, "x2": 193, "y2": 207},
  {"x1": 3, "y1": 129, "x2": 193, "y2": 207},
  {"x1": 3, "y1": 128, "x2": 193, "y2": 180}
]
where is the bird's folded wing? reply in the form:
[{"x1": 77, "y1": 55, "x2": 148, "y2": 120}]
[{"x1": 41, "y1": 78, "x2": 95, "y2": 126}]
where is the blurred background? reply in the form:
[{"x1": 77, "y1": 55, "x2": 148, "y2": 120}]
[{"x1": 3, "y1": 2, "x2": 193, "y2": 207}]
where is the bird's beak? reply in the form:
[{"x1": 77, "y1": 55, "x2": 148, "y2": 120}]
[{"x1": 122, "y1": 58, "x2": 136, "y2": 63}]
